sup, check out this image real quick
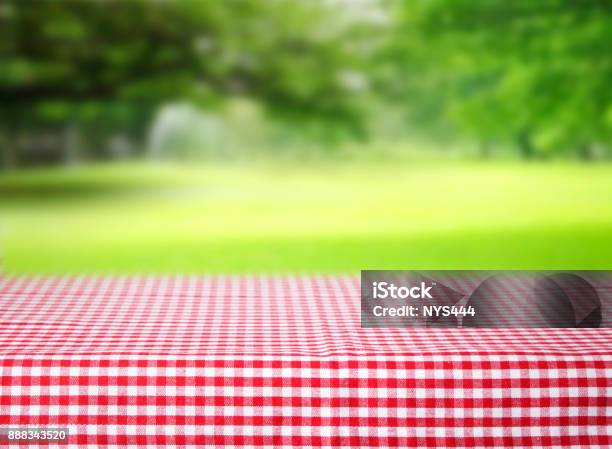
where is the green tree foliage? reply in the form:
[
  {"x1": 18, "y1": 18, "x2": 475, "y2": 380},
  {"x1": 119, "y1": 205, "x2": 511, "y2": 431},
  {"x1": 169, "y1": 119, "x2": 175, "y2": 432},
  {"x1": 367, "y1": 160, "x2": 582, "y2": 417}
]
[
  {"x1": 392, "y1": 0, "x2": 612, "y2": 158},
  {"x1": 0, "y1": 0, "x2": 371, "y2": 167},
  {"x1": 2, "y1": 0, "x2": 609, "y2": 165}
]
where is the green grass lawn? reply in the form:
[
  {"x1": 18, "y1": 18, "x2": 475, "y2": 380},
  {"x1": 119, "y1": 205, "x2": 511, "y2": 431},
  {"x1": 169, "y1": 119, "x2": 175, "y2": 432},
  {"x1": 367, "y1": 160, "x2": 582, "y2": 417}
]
[{"x1": 1, "y1": 161, "x2": 612, "y2": 274}]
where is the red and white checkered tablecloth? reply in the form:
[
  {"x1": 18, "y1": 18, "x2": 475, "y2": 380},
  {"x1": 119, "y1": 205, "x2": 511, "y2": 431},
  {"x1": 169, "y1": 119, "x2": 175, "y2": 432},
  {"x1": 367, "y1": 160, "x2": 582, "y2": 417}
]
[{"x1": 0, "y1": 276, "x2": 610, "y2": 448}]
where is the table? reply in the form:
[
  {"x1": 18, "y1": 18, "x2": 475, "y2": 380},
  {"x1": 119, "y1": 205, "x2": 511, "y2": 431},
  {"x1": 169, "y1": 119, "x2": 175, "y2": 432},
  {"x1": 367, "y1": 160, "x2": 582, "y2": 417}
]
[{"x1": 1, "y1": 276, "x2": 610, "y2": 448}]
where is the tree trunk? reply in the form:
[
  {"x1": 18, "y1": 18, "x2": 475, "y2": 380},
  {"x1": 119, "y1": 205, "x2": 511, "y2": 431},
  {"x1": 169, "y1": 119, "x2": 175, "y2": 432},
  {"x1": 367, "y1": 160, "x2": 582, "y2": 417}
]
[
  {"x1": 517, "y1": 131, "x2": 535, "y2": 160},
  {"x1": 64, "y1": 122, "x2": 82, "y2": 165},
  {"x1": 479, "y1": 140, "x2": 492, "y2": 158},
  {"x1": 0, "y1": 128, "x2": 17, "y2": 170},
  {"x1": 578, "y1": 143, "x2": 595, "y2": 161}
]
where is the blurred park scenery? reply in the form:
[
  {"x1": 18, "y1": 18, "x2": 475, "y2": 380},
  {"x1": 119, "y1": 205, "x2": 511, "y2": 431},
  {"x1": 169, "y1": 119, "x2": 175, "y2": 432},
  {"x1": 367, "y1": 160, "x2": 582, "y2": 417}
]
[{"x1": 1, "y1": 0, "x2": 611, "y2": 273}]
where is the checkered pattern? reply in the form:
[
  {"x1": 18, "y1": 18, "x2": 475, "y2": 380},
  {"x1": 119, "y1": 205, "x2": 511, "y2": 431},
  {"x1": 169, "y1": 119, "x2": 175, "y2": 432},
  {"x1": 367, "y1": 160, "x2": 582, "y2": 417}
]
[{"x1": 1, "y1": 276, "x2": 610, "y2": 448}]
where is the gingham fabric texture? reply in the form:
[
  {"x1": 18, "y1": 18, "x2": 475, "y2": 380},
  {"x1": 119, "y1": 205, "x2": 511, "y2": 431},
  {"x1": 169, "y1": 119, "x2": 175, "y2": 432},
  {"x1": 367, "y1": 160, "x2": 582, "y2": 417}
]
[{"x1": 0, "y1": 275, "x2": 610, "y2": 448}]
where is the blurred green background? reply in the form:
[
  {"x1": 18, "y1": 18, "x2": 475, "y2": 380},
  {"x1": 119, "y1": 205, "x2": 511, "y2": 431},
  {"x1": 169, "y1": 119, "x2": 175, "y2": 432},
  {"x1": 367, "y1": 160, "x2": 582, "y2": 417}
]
[{"x1": 1, "y1": 0, "x2": 611, "y2": 274}]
